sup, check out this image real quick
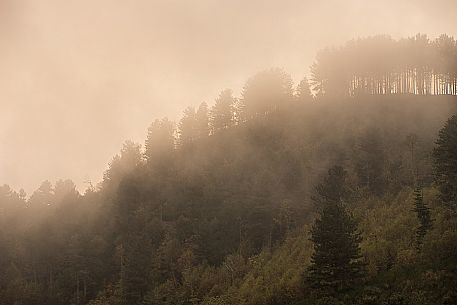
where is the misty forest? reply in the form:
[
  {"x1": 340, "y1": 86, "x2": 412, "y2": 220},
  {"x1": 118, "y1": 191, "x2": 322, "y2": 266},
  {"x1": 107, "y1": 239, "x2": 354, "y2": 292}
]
[{"x1": 1, "y1": 34, "x2": 457, "y2": 305}]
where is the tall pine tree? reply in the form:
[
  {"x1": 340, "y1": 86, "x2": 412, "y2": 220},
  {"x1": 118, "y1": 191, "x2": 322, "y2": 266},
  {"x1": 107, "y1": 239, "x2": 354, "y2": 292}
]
[
  {"x1": 145, "y1": 118, "x2": 175, "y2": 164},
  {"x1": 308, "y1": 166, "x2": 365, "y2": 296},
  {"x1": 295, "y1": 77, "x2": 313, "y2": 102},
  {"x1": 178, "y1": 107, "x2": 197, "y2": 147},
  {"x1": 210, "y1": 89, "x2": 235, "y2": 133},
  {"x1": 412, "y1": 186, "x2": 432, "y2": 251},
  {"x1": 195, "y1": 102, "x2": 210, "y2": 138},
  {"x1": 433, "y1": 114, "x2": 457, "y2": 206}
]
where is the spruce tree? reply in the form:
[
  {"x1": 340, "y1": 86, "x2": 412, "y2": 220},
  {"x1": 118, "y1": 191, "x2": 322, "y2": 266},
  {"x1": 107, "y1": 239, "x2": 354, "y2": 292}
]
[
  {"x1": 196, "y1": 102, "x2": 210, "y2": 138},
  {"x1": 178, "y1": 107, "x2": 198, "y2": 146},
  {"x1": 308, "y1": 166, "x2": 365, "y2": 295},
  {"x1": 241, "y1": 68, "x2": 293, "y2": 117},
  {"x1": 210, "y1": 89, "x2": 235, "y2": 133},
  {"x1": 433, "y1": 115, "x2": 457, "y2": 206},
  {"x1": 295, "y1": 77, "x2": 312, "y2": 102},
  {"x1": 413, "y1": 186, "x2": 432, "y2": 251},
  {"x1": 145, "y1": 118, "x2": 175, "y2": 164},
  {"x1": 355, "y1": 129, "x2": 387, "y2": 195}
]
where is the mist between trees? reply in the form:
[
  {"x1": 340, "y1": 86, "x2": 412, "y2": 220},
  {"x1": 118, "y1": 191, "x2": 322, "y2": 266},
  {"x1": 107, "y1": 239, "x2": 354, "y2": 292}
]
[
  {"x1": 311, "y1": 34, "x2": 457, "y2": 97},
  {"x1": 0, "y1": 34, "x2": 457, "y2": 305}
]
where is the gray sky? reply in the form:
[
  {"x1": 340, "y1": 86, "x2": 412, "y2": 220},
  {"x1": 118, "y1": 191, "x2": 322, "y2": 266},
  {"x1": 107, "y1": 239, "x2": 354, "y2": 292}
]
[{"x1": 1, "y1": 0, "x2": 456, "y2": 194}]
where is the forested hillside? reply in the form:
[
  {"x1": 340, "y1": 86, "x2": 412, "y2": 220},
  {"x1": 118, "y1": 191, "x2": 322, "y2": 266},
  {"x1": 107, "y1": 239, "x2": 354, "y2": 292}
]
[
  {"x1": 311, "y1": 34, "x2": 457, "y2": 97},
  {"x1": 1, "y1": 35, "x2": 457, "y2": 305}
]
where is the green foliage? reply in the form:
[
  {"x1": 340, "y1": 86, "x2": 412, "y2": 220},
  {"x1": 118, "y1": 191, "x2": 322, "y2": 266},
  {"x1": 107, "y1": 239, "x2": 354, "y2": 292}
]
[
  {"x1": 433, "y1": 115, "x2": 457, "y2": 205},
  {"x1": 413, "y1": 187, "x2": 432, "y2": 250},
  {"x1": 308, "y1": 167, "x2": 366, "y2": 296},
  {"x1": 355, "y1": 129, "x2": 388, "y2": 195},
  {"x1": 1, "y1": 36, "x2": 457, "y2": 305}
]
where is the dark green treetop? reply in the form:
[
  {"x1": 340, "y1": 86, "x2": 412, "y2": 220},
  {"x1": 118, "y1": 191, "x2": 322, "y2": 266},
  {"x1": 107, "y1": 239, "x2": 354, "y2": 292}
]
[{"x1": 308, "y1": 166, "x2": 366, "y2": 296}]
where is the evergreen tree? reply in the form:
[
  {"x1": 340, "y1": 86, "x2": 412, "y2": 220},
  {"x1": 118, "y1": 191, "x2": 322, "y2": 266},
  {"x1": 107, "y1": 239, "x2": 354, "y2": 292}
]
[
  {"x1": 145, "y1": 118, "x2": 175, "y2": 165},
  {"x1": 241, "y1": 68, "x2": 293, "y2": 117},
  {"x1": 355, "y1": 129, "x2": 387, "y2": 195},
  {"x1": 29, "y1": 180, "x2": 54, "y2": 206},
  {"x1": 210, "y1": 89, "x2": 235, "y2": 133},
  {"x1": 102, "y1": 141, "x2": 142, "y2": 190},
  {"x1": 308, "y1": 166, "x2": 365, "y2": 296},
  {"x1": 433, "y1": 115, "x2": 457, "y2": 205},
  {"x1": 295, "y1": 77, "x2": 313, "y2": 102},
  {"x1": 195, "y1": 102, "x2": 210, "y2": 138},
  {"x1": 234, "y1": 97, "x2": 247, "y2": 125},
  {"x1": 179, "y1": 107, "x2": 198, "y2": 146},
  {"x1": 310, "y1": 34, "x2": 457, "y2": 97},
  {"x1": 116, "y1": 177, "x2": 152, "y2": 305},
  {"x1": 412, "y1": 186, "x2": 432, "y2": 251},
  {"x1": 54, "y1": 179, "x2": 78, "y2": 203}
]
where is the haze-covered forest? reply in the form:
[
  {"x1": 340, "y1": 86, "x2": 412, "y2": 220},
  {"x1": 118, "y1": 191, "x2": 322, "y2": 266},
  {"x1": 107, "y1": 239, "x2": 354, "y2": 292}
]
[{"x1": 1, "y1": 34, "x2": 457, "y2": 305}]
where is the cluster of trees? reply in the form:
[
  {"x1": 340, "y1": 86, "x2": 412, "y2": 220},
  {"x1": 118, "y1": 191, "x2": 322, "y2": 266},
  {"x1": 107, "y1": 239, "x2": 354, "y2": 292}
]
[
  {"x1": 1, "y1": 96, "x2": 455, "y2": 305},
  {"x1": 145, "y1": 68, "x2": 311, "y2": 153},
  {"x1": 311, "y1": 34, "x2": 457, "y2": 97},
  {"x1": 302, "y1": 113, "x2": 456, "y2": 304},
  {"x1": 0, "y1": 35, "x2": 457, "y2": 305}
]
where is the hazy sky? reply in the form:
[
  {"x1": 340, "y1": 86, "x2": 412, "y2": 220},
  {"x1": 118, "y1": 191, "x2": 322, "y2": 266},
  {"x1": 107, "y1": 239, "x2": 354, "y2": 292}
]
[{"x1": 1, "y1": 0, "x2": 456, "y2": 194}]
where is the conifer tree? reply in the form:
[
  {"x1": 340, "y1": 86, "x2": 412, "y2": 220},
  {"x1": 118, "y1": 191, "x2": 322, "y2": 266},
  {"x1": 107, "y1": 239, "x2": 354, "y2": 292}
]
[
  {"x1": 102, "y1": 141, "x2": 142, "y2": 190},
  {"x1": 413, "y1": 186, "x2": 432, "y2": 251},
  {"x1": 355, "y1": 129, "x2": 387, "y2": 195},
  {"x1": 241, "y1": 68, "x2": 293, "y2": 117},
  {"x1": 295, "y1": 77, "x2": 313, "y2": 102},
  {"x1": 210, "y1": 89, "x2": 235, "y2": 133},
  {"x1": 116, "y1": 177, "x2": 152, "y2": 305},
  {"x1": 196, "y1": 102, "x2": 210, "y2": 138},
  {"x1": 179, "y1": 107, "x2": 198, "y2": 146},
  {"x1": 308, "y1": 166, "x2": 365, "y2": 295},
  {"x1": 145, "y1": 118, "x2": 175, "y2": 164},
  {"x1": 433, "y1": 115, "x2": 457, "y2": 206}
]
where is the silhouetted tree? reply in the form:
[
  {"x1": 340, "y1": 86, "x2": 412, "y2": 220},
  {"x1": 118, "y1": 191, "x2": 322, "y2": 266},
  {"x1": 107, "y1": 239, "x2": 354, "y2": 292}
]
[
  {"x1": 295, "y1": 77, "x2": 312, "y2": 102},
  {"x1": 310, "y1": 34, "x2": 457, "y2": 97},
  {"x1": 0, "y1": 185, "x2": 26, "y2": 219},
  {"x1": 145, "y1": 118, "x2": 175, "y2": 166},
  {"x1": 241, "y1": 68, "x2": 293, "y2": 117},
  {"x1": 412, "y1": 186, "x2": 432, "y2": 251},
  {"x1": 178, "y1": 107, "x2": 198, "y2": 146},
  {"x1": 116, "y1": 176, "x2": 152, "y2": 305},
  {"x1": 196, "y1": 102, "x2": 210, "y2": 138},
  {"x1": 28, "y1": 180, "x2": 54, "y2": 208},
  {"x1": 355, "y1": 129, "x2": 387, "y2": 195},
  {"x1": 102, "y1": 141, "x2": 142, "y2": 191},
  {"x1": 433, "y1": 115, "x2": 457, "y2": 205},
  {"x1": 54, "y1": 179, "x2": 78, "y2": 203},
  {"x1": 308, "y1": 166, "x2": 365, "y2": 295},
  {"x1": 210, "y1": 89, "x2": 235, "y2": 133}
]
